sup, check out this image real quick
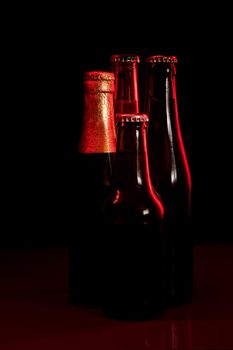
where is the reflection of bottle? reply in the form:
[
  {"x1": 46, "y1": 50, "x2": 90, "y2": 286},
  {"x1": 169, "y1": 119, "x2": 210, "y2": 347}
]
[
  {"x1": 110, "y1": 54, "x2": 140, "y2": 115},
  {"x1": 142, "y1": 319, "x2": 192, "y2": 350},
  {"x1": 144, "y1": 55, "x2": 193, "y2": 307},
  {"x1": 170, "y1": 320, "x2": 193, "y2": 350},
  {"x1": 102, "y1": 113, "x2": 165, "y2": 320},
  {"x1": 68, "y1": 71, "x2": 116, "y2": 307}
]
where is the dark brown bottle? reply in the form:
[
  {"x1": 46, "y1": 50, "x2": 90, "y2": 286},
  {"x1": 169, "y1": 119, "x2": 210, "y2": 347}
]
[
  {"x1": 68, "y1": 71, "x2": 116, "y2": 307},
  {"x1": 110, "y1": 54, "x2": 140, "y2": 115},
  {"x1": 102, "y1": 113, "x2": 165, "y2": 320},
  {"x1": 144, "y1": 55, "x2": 193, "y2": 307}
]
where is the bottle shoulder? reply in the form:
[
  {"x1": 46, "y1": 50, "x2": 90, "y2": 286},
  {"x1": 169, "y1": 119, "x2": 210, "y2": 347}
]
[{"x1": 103, "y1": 187, "x2": 164, "y2": 224}]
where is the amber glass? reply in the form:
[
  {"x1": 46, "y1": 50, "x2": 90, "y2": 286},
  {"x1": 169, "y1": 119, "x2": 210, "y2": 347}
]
[
  {"x1": 102, "y1": 113, "x2": 165, "y2": 321},
  {"x1": 110, "y1": 54, "x2": 140, "y2": 115},
  {"x1": 68, "y1": 71, "x2": 116, "y2": 308},
  {"x1": 144, "y1": 55, "x2": 193, "y2": 307}
]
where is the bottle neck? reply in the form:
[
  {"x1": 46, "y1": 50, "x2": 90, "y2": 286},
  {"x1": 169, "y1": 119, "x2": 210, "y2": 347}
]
[
  {"x1": 78, "y1": 90, "x2": 116, "y2": 154},
  {"x1": 113, "y1": 62, "x2": 139, "y2": 114},
  {"x1": 144, "y1": 63, "x2": 177, "y2": 121}
]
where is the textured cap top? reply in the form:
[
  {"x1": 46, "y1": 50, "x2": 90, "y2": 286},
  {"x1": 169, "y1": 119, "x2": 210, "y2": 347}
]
[
  {"x1": 84, "y1": 71, "x2": 115, "y2": 92},
  {"x1": 110, "y1": 54, "x2": 140, "y2": 63},
  {"x1": 84, "y1": 71, "x2": 115, "y2": 81},
  {"x1": 146, "y1": 55, "x2": 178, "y2": 63},
  {"x1": 116, "y1": 113, "x2": 149, "y2": 123}
]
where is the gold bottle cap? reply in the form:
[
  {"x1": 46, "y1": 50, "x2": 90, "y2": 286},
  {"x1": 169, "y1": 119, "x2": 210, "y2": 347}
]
[
  {"x1": 110, "y1": 54, "x2": 140, "y2": 63},
  {"x1": 146, "y1": 55, "x2": 178, "y2": 63},
  {"x1": 84, "y1": 71, "x2": 115, "y2": 81},
  {"x1": 84, "y1": 71, "x2": 115, "y2": 93},
  {"x1": 116, "y1": 113, "x2": 149, "y2": 123}
]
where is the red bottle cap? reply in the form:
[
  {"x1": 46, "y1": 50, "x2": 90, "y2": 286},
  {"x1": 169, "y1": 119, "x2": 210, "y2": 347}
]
[
  {"x1": 110, "y1": 54, "x2": 140, "y2": 63},
  {"x1": 116, "y1": 113, "x2": 149, "y2": 123},
  {"x1": 146, "y1": 55, "x2": 178, "y2": 63}
]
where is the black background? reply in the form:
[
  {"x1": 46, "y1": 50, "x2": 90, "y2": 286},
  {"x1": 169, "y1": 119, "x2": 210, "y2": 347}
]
[{"x1": 2, "y1": 7, "x2": 232, "y2": 246}]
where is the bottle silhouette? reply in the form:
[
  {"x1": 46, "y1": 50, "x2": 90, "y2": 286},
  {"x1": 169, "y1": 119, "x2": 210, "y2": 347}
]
[
  {"x1": 102, "y1": 113, "x2": 165, "y2": 320},
  {"x1": 110, "y1": 54, "x2": 140, "y2": 115},
  {"x1": 68, "y1": 71, "x2": 116, "y2": 307},
  {"x1": 144, "y1": 55, "x2": 193, "y2": 307}
]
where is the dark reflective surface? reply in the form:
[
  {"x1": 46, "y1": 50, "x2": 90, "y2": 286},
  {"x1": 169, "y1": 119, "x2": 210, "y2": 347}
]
[{"x1": 0, "y1": 244, "x2": 233, "y2": 349}]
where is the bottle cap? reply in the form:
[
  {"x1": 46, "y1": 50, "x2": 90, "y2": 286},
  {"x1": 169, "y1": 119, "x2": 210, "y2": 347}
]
[
  {"x1": 146, "y1": 55, "x2": 178, "y2": 63},
  {"x1": 110, "y1": 54, "x2": 140, "y2": 63},
  {"x1": 84, "y1": 71, "x2": 115, "y2": 81},
  {"x1": 116, "y1": 113, "x2": 149, "y2": 123},
  {"x1": 84, "y1": 71, "x2": 115, "y2": 93}
]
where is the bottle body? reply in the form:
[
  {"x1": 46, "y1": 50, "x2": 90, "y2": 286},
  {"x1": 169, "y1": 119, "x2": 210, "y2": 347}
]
[
  {"x1": 144, "y1": 56, "x2": 193, "y2": 306},
  {"x1": 102, "y1": 114, "x2": 165, "y2": 320},
  {"x1": 69, "y1": 152, "x2": 115, "y2": 307},
  {"x1": 68, "y1": 71, "x2": 116, "y2": 307},
  {"x1": 103, "y1": 223, "x2": 164, "y2": 320}
]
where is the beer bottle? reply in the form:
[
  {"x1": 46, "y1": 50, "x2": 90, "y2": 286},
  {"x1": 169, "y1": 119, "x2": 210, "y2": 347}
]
[
  {"x1": 68, "y1": 71, "x2": 116, "y2": 307},
  {"x1": 144, "y1": 55, "x2": 193, "y2": 306},
  {"x1": 102, "y1": 113, "x2": 165, "y2": 320}
]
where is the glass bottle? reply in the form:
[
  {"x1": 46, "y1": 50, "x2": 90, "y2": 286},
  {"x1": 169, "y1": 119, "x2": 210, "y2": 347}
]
[
  {"x1": 68, "y1": 71, "x2": 116, "y2": 307},
  {"x1": 102, "y1": 113, "x2": 165, "y2": 320},
  {"x1": 144, "y1": 55, "x2": 193, "y2": 307},
  {"x1": 110, "y1": 54, "x2": 140, "y2": 115}
]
